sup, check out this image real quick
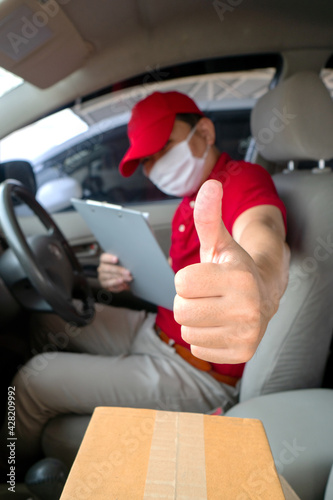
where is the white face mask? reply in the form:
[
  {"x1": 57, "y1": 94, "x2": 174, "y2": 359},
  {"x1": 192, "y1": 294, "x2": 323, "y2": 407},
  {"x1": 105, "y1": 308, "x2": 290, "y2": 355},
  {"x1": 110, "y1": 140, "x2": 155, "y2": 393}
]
[{"x1": 147, "y1": 125, "x2": 209, "y2": 197}]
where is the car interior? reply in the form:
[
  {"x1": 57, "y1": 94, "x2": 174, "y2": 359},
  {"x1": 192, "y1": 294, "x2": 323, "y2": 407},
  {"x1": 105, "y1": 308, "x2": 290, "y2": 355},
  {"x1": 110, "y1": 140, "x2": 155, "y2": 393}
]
[{"x1": 0, "y1": 1, "x2": 333, "y2": 499}]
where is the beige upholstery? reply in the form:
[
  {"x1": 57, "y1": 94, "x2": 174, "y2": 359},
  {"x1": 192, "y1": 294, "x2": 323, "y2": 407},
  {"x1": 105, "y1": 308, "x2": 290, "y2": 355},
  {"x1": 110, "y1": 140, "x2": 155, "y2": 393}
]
[
  {"x1": 240, "y1": 169, "x2": 333, "y2": 401},
  {"x1": 240, "y1": 71, "x2": 333, "y2": 402},
  {"x1": 251, "y1": 71, "x2": 333, "y2": 162},
  {"x1": 226, "y1": 389, "x2": 333, "y2": 500},
  {"x1": 228, "y1": 71, "x2": 333, "y2": 500}
]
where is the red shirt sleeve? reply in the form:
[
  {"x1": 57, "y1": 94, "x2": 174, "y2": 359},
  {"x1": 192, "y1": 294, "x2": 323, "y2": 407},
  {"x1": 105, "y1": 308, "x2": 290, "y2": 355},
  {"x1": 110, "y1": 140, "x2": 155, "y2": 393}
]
[{"x1": 210, "y1": 153, "x2": 287, "y2": 235}]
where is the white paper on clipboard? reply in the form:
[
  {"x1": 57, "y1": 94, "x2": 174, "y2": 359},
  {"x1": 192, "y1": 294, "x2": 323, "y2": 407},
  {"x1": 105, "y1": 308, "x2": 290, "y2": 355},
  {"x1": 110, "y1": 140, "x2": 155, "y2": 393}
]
[{"x1": 71, "y1": 198, "x2": 176, "y2": 310}]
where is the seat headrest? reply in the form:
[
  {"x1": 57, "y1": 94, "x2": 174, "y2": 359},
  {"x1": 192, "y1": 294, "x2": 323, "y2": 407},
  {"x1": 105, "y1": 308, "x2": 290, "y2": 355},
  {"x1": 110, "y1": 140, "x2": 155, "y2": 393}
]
[{"x1": 251, "y1": 71, "x2": 333, "y2": 162}]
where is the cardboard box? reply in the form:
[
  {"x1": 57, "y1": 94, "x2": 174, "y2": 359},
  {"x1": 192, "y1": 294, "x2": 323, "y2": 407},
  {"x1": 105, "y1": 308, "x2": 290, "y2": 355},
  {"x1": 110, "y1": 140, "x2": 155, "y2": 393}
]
[{"x1": 60, "y1": 407, "x2": 285, "y2": 500}]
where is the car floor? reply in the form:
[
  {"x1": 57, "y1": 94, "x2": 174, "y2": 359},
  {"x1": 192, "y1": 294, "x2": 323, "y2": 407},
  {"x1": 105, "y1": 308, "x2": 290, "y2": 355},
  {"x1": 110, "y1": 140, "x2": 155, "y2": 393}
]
[{"x1": 0, "y1": 483, "x2": 31, "y2": 499}]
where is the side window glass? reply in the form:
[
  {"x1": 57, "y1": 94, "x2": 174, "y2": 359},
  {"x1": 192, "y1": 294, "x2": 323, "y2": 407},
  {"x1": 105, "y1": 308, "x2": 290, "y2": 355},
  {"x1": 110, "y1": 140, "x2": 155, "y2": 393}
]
[
  {"x1": 36, "y1": 108, "x2": 252, "y2": 209},
  {"x1": 35, "y1": 125, "x2": 174, "y2": 207},
  {"x1": 1, "y1": 68, "x2": 277, "y2": 214}
]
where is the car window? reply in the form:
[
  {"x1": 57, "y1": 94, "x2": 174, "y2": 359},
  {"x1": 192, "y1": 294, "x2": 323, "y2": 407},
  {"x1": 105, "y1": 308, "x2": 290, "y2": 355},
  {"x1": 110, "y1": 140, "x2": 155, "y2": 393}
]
[
  {"x1": 33, "y1": 108, "x2": 253, "y2": 208},
  {"x1": 8, "y1": 65, "x2": 333, "y2": 214},
  {"x1": 0, "y1": 68, "x2": 279, "y2": 214},
  {"x1": 34, "y1": 123, "x2": 175, "y2": 207}
]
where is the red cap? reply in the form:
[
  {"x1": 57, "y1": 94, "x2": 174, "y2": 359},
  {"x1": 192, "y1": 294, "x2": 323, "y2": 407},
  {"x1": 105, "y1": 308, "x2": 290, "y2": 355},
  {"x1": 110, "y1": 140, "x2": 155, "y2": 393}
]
[{"x1": 119, "y1": 91, "x2": 204, "y2": 177}]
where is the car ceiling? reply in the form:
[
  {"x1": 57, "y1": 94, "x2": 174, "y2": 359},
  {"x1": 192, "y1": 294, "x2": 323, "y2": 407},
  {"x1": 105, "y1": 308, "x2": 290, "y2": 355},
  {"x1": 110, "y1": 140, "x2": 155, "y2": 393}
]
[{"x1": 1, "y1": 0, "x2": 333, "y2": 139}]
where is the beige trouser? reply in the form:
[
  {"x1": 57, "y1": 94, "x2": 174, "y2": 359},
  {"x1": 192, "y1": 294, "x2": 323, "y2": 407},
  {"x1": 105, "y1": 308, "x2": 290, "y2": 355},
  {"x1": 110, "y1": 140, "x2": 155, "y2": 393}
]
[{"x1": 9, "y1": 305, "x2": 239, "y2": 465}]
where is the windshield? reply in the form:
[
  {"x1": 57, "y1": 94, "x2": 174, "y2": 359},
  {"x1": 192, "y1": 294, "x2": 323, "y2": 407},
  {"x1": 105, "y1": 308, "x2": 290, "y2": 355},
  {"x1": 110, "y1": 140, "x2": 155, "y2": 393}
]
[
  {"x1": 0, "y1": 67, "x2": 23, "y2": 98},
  {"x1": 0, "y1": 108, "x2": 88, "y2": 163}
]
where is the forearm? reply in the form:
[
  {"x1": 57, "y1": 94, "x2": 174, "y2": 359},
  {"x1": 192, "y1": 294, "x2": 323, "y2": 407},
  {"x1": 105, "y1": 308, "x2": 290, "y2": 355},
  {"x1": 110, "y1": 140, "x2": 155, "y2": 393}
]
[{"x1": 236, "y1": 219, "x2": 290, "y2": 319}]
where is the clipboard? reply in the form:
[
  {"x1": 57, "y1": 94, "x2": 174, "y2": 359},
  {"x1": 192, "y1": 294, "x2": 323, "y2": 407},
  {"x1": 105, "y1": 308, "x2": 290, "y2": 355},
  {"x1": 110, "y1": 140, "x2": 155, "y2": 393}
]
[{"x1": 72, "y1": 198, "x2": 176, "y2": 310}]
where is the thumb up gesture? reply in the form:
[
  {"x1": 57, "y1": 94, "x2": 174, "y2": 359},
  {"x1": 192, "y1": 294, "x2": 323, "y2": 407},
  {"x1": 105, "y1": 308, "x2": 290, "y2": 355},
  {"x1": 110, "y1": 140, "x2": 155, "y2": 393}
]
[{"x1": 174, "y1": 179, "x2": 288, "y2": 365}]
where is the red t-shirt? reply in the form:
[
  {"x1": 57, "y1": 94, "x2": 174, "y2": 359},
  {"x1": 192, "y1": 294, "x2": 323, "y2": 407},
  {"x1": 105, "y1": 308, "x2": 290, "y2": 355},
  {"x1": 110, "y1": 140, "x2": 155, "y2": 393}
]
[{"x1": 155, "y1": 153, "x2": 287, "y2": 378}]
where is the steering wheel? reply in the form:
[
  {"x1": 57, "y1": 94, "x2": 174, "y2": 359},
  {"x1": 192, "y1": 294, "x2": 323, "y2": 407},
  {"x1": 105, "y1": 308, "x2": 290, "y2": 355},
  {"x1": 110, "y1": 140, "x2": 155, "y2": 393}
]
[{"x1": 0, "y1": 180, "x2": 95, "y2": 326}]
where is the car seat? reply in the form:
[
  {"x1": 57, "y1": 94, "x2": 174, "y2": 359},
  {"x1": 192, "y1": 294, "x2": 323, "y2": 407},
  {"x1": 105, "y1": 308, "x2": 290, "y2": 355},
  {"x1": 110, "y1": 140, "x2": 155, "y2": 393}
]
[
  {"x1": 226, "y1": 70, "x2": 333, "y2": 500},
  {"x1": 239, "y1": 70, "x2": 333, "y2": 401}
]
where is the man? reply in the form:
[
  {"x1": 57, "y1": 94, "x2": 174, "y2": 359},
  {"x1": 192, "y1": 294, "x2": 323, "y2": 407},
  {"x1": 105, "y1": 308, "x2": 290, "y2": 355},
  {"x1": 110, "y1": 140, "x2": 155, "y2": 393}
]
[
  {"x1": 100, "y1": 90, "x2": 289, "y2": 369},
  {"x1": 5, "y1": 91, "x2": 289, "y2": 468}
]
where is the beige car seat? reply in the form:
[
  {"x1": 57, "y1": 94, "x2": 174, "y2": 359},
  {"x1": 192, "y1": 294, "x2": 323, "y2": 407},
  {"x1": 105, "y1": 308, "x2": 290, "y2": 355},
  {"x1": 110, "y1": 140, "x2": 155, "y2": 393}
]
[{"x1": 226, "y1": 71, "x2": 333, "y2": 500}]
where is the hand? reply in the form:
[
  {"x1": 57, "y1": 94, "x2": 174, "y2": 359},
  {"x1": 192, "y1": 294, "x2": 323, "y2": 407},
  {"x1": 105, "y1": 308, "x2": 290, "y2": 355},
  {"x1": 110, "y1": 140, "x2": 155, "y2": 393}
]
[
  {"x1": 97, "y1": 253, "x2": 133, "y2": 293},
  {"x1": 174, "y1": 179, "x2": 271, "y2": 365}
]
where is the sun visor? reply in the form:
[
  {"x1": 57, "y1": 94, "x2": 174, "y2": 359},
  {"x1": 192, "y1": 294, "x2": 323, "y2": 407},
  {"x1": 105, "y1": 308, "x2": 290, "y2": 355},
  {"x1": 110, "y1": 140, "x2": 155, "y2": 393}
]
[{"x1": 0, "y1": 0, "x2": 92, "y2": 89}]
